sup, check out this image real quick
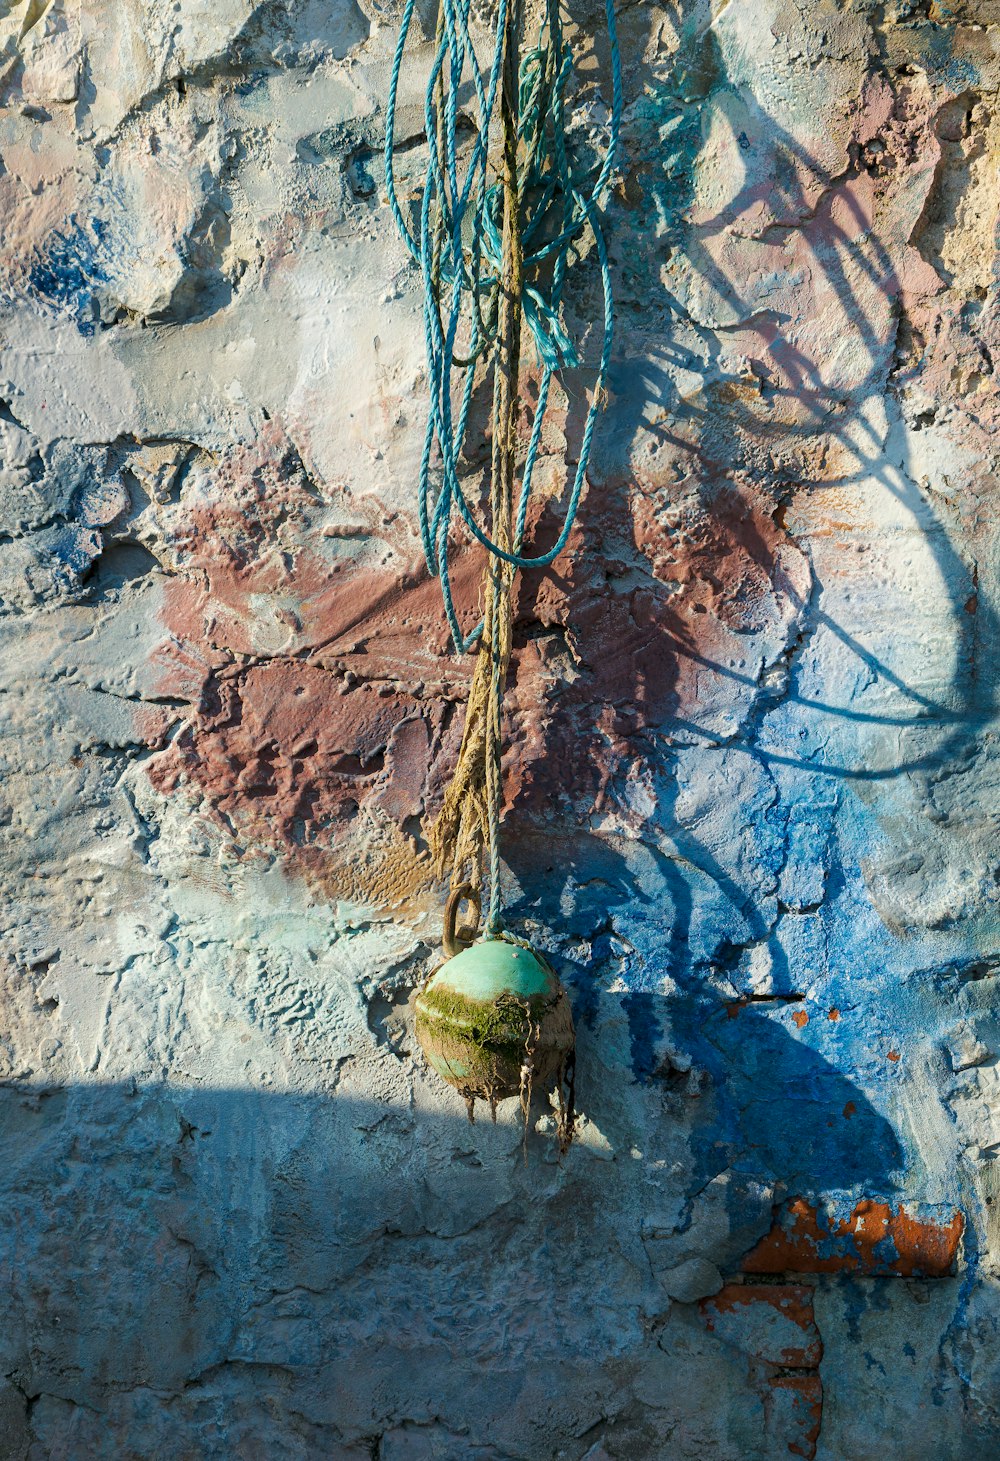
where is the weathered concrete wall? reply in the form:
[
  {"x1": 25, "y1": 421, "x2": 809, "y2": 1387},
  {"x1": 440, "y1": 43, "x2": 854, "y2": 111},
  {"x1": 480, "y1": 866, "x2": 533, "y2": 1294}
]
[{"x1": 2, "y1": 0, "x2": 1000, "y2": 1456}]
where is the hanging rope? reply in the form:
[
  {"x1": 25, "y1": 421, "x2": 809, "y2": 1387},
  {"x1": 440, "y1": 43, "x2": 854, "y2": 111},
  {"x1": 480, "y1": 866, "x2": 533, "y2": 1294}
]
[{"x1": 385, "y1": 0, "x2": 621, "y2": 933}]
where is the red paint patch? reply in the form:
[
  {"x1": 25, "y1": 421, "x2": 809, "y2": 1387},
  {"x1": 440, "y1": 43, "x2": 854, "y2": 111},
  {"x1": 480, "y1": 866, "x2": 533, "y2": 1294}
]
[
  {"x1": 151, "y1": 663, "x2": 447, "y2": 853},
  {"x1": 147, "y1": 417, "x2": 812, "y2": 889},
  {"x1": 148, "y1": 421, "x2": 477, "y2": 888},
  {"x1": 506, "y1": 474, "x2": 811, "y2": 827},
  {"x1": 156, "y1": 421, "x2": 481, "y2": 674},
  {"x1": 742, "y1": 1197, "x2": 964, "y2": 1277}
]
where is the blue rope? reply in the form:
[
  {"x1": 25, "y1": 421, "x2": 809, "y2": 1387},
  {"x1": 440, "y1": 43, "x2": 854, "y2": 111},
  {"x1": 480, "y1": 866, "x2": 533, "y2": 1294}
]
[{"x1": 385, "y1": 0, "x2": 622, "y2": 654}]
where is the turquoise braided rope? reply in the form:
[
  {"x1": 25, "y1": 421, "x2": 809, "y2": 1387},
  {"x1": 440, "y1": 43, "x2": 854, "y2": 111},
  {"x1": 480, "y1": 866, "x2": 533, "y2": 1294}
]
[{"x1": 385, "y1": 0, "x2": 622, "y2": 655}]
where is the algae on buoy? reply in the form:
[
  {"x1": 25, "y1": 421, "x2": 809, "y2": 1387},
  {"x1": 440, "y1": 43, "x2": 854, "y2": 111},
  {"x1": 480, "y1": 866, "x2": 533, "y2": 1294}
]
[{"x1": 415, "y1": 934, "x2": 575, "y2": 1134}]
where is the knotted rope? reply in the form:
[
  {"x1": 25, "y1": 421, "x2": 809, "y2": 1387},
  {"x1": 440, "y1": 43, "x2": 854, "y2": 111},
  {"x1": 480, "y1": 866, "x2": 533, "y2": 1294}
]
[{"x1": 385, "y1": 0, "x2": 621, "y2": 935}]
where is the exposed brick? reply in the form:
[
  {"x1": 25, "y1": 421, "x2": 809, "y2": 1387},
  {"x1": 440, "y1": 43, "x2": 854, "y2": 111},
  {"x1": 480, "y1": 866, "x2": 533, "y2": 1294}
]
[{"x1": 742, "y1": 1198, "x2": 964, "y2": 1277}]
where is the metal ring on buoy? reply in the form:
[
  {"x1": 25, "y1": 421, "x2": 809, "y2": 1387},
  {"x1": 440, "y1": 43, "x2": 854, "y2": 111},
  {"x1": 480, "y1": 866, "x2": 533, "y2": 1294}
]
[{"x1": 443, "y1": 883, "x2": 482, "y2": 959}]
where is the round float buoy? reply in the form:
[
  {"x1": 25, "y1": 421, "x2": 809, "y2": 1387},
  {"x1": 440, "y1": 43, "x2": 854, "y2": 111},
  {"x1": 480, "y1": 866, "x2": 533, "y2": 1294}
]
[{"x1": 415, "y1": 897, "x2": 575, "y2": 1134}]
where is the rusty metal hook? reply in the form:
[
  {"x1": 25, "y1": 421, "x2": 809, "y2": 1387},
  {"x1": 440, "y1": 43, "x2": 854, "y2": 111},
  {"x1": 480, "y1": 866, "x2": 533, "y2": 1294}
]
[{"x1": 443, "y1": 883, "x2": 482, "y2": 959}]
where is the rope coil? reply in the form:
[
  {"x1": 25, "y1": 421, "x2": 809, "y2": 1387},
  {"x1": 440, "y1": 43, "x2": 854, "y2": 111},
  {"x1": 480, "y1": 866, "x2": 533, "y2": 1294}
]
[{"x1": 385, "y1": 0, "x2": 622, "y2": 933}]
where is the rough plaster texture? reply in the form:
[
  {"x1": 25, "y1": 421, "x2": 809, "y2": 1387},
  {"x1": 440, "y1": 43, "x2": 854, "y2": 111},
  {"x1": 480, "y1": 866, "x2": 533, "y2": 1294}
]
[{"x1": 2, "y1": 0, "x2": 1000, "y2": 1456}]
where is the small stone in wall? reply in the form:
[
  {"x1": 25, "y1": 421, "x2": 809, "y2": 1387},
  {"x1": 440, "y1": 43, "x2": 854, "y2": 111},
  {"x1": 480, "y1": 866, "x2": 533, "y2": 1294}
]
[
  {"x1": 945, "y1": 1023, "x2": 992, "y2": 1072},
  {"x1": 661, "y1": 1257, "x2": 725, "y2": 1304}
]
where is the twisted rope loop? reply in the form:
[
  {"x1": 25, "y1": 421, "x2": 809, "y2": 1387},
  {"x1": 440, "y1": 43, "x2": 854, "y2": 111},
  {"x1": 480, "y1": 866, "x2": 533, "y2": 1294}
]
[{"x1": 384, "y1": 0, "x2": 621, "y2": 933}]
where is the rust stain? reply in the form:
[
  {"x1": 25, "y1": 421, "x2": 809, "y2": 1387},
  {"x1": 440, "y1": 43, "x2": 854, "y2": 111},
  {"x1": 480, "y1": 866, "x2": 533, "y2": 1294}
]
[
  {"x1": 887, "y1": 1049, "x2": 901, "y2": 1062},
  {"x1": 774, "y1": 1375, "x2": 824, "y2": 1460},
  {"x1": 700, "y1": 1283, "x2": 823, "y2": 1459},
  {"x1": 792, "y1": 1009, "x2": 809, "y2": 1029},
  {"x1": 842, "y1": 1101, "x2": 856, "y2": 1119},
  {"x1": 701, "y1": 1283, "x2": 820, "y2": 1367},
  {"x1": 828, "y1": 1007, "x2": 840, "y2": 1021},
  {"x1": 742, "y1": 1197, "x2": 964, "y2": 1277}
]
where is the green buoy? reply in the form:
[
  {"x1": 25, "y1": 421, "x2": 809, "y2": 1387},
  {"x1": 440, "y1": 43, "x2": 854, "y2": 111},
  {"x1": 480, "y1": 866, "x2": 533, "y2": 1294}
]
[{"x1": 415, "y1": 890, "x2": 575, "y2": 1130}]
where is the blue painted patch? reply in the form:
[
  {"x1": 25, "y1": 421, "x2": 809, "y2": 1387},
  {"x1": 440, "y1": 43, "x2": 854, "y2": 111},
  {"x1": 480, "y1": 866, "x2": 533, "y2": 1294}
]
[
  {"x1": 623, "y1": 991, "x2": 664, "y2": 1082},
  {"x1": 46, "y1": 522, "x2": 103, "y2": 579},
  {"x1": 28, "y1": 216, "x2": 110, "y2": 336},
  {"x1": 685, "y1": 1001, "x2": 904, "y2": 1191}
]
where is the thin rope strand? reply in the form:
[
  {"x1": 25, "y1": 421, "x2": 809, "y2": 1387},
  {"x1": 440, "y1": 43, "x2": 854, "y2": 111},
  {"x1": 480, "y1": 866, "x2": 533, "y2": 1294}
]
[{"x1": 386, "y1": 0, "x2": 622, "y2": 925}]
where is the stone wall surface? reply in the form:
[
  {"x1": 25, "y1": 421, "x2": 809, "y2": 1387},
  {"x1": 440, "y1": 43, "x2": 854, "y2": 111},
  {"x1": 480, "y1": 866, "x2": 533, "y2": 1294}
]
[{"x1": 1, "y1": 0, "x2": 1000, "y2": 1456}]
